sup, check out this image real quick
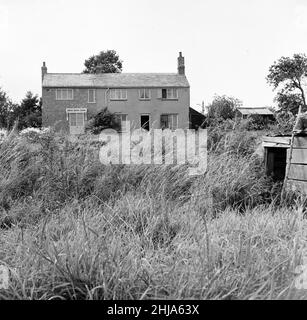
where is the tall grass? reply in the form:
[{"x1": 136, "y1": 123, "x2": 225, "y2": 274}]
[{"x1": 0, "y1": 128, "x2": 306, "y2": 300}]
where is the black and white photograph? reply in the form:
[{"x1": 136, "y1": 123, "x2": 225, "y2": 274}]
[{"x1": 1, "y1": 0, "x2": 307, "y2": 305}]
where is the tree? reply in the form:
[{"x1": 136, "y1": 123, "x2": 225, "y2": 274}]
[
  {"x1": 13, "y1": 92, "x2": 42, "y2": 130},
  {"x1": 83, "y1": 50, "x2": 123, "y2": 74},
  {"x1": 206, "y1": 95, "x2": 242, "y2": 124},
  {"x1": 267, "y1": 54, "x2": 307, "y2": 114},
  {"x1": 274, "y1": 92, "x2": 302, "y2": 114},
  {"x1": 0, "y1": 88, "x2": 15, "y2": 129},
  {"x1": 86, "y1": 108, "x2": 121, "y2": 134}
]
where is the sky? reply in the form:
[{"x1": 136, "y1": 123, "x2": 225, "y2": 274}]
[{"x1": 1, "y1": 0, "x2": 307, "y2": 111}]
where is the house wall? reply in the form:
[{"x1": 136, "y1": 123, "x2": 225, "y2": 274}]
[{"x1": 42, "y1": 87, "x2": 190, "y2": 132}]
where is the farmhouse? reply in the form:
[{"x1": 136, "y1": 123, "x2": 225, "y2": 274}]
[{"x1": 41, "y1": 53, "x2": 190, "y2": 134}]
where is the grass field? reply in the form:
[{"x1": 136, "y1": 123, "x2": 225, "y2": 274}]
[{"x1": 0, "y1": 127, "x2": 307, "y2": 300}]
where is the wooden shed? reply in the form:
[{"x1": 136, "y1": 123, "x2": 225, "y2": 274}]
[{"x1": 263, "y1": 135, "x2": 307, "y2": 193}]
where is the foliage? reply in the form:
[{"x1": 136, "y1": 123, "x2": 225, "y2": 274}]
[
  {"x1": 242, "y1": 114, "x2": 274, "y2": 131},
  {"x1": 86, "y1": 108, "x2": 121, "y2": 134},
  {"x1": 275, "y1": 92, "x2": 303, "y2": 114},
  {"x1": 0, "y1": 128, "x2": 303, "y2": 299},
  {"x1": 0, "y1": 128, "x2": 8, "y2": 143},
  {"x1": 270, "y1": 111, "x2": 297, "y2": 135},
  {"x1": 0, "y1": 88, "x2": 15, "y2": 129},
  {"x1": 267, "y1": 54, "x2": 307, "y2": 113},
  {"x1": 13, "y1": 92, "x2": 42, "y2": 130},
  {"x1": 83, "y1": 50, "x2": 123, "y2": 74},
  {"x1": 19, "y1": 127, "x2": 50, "y2": 143},
  {"x1": 205, "y1": 95, "x2": 242, "y2": 126}
]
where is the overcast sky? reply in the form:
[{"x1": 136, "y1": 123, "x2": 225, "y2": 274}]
[{"x1": 1, "y1": 0, "x2": 307, "y2": 110}]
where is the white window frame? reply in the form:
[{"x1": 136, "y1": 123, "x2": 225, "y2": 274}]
[
  {"x1": 66, "y1": 108, "x2": 87, "y2": 121},
  {"x1": 110, "y1": 89, "x2": 127, "y2": 101},
  {"x1": 88, "y1": 89, "x2": 96, "y2": 103},
  {"x1": 161, "y1": 114, "x2": 179, "y2": 130},
  {"x1": 161, "y1": 88, "x2": 178, "y2": 100},
  {"x1": 139, "y1": 88, "x2": 151, "y2": 100},
  {"x1": 56, "y1": 89, "x2": 74, "y2": 100}
]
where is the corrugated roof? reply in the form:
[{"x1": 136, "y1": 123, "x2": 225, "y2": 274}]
[
  {"x1": 237, "y1": 107, "x2": 274, "y2": 115},
  {"x1": 43, "y1": 73, "x2": 190, "y2": 88}
]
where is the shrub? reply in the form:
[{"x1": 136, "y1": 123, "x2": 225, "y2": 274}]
[
  {"x1": 86, "y1": 108, "x2": 121, "y2": 134},
  {"x1": 19, "y1": 127, "x2": 50, "y2": 143}
]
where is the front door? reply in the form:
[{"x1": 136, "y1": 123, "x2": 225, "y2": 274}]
[
  {"x1": 69, "y1": 112, "x2": 85, "y2": 135},
  {"x1": 141, "y1": 115, "x2": 150, "y2": 131}
]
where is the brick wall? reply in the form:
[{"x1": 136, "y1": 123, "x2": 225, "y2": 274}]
[{"x1": 42, "y1": 87, "x2": 190, "y2": 132}]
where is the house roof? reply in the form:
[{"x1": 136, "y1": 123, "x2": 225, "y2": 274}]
[
  {"x1": 43, "y1": 73, "x2": 190, "y2": 88},
  {"x1": 189, "y1": 107, "x2": 206, "y2": 117},
  {"x1": 236, "y1": 107, "x2": 274, "y2": 116}
]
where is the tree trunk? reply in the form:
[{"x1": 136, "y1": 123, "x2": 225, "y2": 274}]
[{"x1": 298, "y1": 85, "x2": 306, "y2": 114}]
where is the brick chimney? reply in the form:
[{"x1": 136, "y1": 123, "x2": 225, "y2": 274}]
[
  {"x1": 41, "y1": 62, "x2": 47, "y2": 81},
  {"x1": 177, "y1": 52, "x2": 185, "y2": 75}
]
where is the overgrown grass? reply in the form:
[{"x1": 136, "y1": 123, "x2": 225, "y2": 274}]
[{"x1": 0, "y1": 128, "x2": 306, "y2": 300}]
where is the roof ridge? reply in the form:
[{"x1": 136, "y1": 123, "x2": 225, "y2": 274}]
[
  {"x1": 238, "y1": 107, "x2": 271, "y2": 109},
  {"x1": 46, "y1": 72, "x2": 181, "y2": 75},
  {"x1": 43, "y1": 72, "x2": 190, "y2": 88}
]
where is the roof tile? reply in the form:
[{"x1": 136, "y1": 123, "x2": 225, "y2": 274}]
[{"x1": 43, "y1": 73, "x2": 190, "y2": 88}]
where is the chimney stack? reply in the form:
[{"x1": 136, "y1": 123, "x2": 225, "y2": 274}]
[
  {"x1": 41, "y1": 62, "x2": 47, "y2": 81},
  {"x1": 177, "y1": 52, "x2": 185, "y2": 75},
  {"x1": 201, "y1": 101, "x2": 205, "y2": 114}
]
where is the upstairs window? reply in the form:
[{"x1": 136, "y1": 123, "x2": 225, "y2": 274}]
[
  {"x1": 161, "y1": 88, "x2": 178, "y2": 100},
  {"x1": 139, "y1": 88, "x2": 151, "y2": 100},
  {"x1": 56, "y1": 89, "x2": 74, "y2": 100},
  {"x1": 110, "y1": 89, "x2": 127, "y2": 100},
  {"x1": 88, "y1": 89, "x2": 96, "y2": 103}
]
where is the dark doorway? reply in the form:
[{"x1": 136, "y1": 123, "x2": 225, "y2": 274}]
[
  {"x1": 265, "y1": 147, "x2": 287, "y2": 181},
  {"x1": 141, "y1": 115, "x2": 150, "y2": 131}
]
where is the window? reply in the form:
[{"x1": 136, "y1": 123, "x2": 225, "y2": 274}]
[
  {"x1": 139, "y1": 88, "x2": 151, "y2": 100},
  {"x1": 56, "y1": 89, "x2": 74, "y2": 100},
  {"x1": 69, "y1": 113, "x2": 85, "y2": 127},
  {"x1": 66, "y1": 108, "x2": 87, "y2": 134},
  {"x1": 160, "y1": 114, "x2": 178, "y2": 130},
  {"x1": 116, "y1": 114, "x2": 128, "y2": 132},
  {"x1": 110, "y1": 89, "x2": 127, "y2": 100},
  {"x1": 161, "y1": 88, "x2": 178, "y2": 100},
  {"x1": 88, "y1": 89, "x2": 96, "y2": 103}
]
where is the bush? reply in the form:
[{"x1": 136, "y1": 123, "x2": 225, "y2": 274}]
[
  {"x1": 271, "y1": 111, "x2": 296, "y2": 135},
  {"x1": 86, "y1": 108, "x2": 121, "y2": 134},
  {"x1": 19, "y1": 127, "x2": 50, "y2": 143}
]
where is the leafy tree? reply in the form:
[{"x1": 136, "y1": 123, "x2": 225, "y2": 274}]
[
  {"x1": 267, "y1": 54, "x2": 307, "y2": 114},
  {"x1": 83, "y1": 50, "x2": 123, "y2": 74},
  {"x1": 86, "y1": 108, "x2": 121, "y2": 134},
  {"x1": 0, "y1": 88, "x2": 10, "y2": 128},
  {"x1": 206, "y1": 95, "x2": 242, "y2": 125},
  {"x1": 0, "y1": 88, "x2": 15, "y2": 129},
  {"x1": 274, "y1": 92, "x2": 302, "y2": 114},
  {"x1": 13, "y1": 92, "x2": 42, "y2": 130}
]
